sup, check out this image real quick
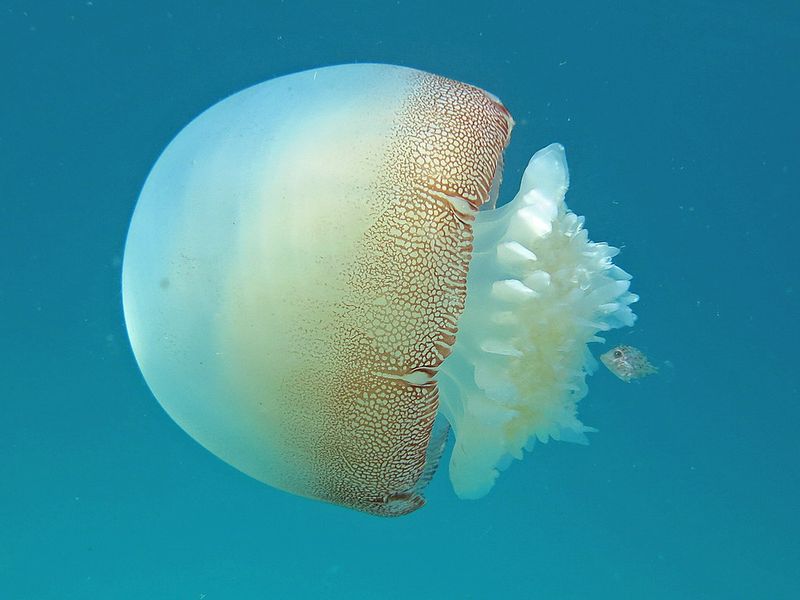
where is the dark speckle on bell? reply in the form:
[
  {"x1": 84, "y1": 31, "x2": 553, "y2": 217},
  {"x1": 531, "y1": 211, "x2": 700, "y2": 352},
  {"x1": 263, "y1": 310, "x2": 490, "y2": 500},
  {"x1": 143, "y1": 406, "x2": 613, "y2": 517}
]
[{"x1": 159, "y1": 277, "x2": 170, "y2": 290}]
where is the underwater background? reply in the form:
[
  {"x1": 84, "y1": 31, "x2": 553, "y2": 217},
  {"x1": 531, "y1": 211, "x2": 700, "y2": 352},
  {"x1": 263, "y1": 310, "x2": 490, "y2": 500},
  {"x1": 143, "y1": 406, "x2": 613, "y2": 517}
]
[{"x1": 2, "y1": 1, "x2": 798, "y2": 598}]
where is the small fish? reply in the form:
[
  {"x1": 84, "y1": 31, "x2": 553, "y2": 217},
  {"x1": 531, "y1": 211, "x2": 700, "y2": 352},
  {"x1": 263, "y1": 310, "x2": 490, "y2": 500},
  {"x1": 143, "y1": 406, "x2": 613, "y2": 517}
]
[{"x1": 600, "y1": 345, "x2": 657, "y2": 383}]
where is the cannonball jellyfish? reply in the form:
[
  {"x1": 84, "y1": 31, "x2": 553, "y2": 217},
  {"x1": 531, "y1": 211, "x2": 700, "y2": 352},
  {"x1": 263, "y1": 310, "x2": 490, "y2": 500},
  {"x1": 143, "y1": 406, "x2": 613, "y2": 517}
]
[{"x1": 122, "y1": 63, "x2": 638, "y2": 516}]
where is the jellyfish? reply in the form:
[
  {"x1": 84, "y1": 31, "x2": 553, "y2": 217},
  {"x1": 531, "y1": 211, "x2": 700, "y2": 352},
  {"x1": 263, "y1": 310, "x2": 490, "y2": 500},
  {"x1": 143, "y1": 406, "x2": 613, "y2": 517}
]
[{"x1": 122, "y1": 64, "x2": 637, "y2": 516}]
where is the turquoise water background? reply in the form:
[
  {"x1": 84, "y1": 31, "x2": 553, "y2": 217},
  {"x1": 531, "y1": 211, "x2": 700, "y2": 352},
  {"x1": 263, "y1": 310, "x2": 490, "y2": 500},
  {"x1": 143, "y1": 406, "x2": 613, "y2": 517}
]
[{"x1": 2, "y1": 1, "x2": 798, "y2": 598}]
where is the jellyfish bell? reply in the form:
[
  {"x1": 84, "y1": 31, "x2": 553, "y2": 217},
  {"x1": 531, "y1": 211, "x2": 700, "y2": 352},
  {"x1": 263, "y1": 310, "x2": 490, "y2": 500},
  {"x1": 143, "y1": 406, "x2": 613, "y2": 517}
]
[{"x1": 122, "y1": 63, "x2": 637, "y2": 516}]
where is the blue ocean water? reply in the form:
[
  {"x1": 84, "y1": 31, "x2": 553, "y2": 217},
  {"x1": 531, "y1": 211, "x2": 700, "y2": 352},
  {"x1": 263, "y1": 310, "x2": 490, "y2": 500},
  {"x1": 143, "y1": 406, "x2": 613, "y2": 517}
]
[{"x1": 2, "y1": 1, "x2": 798, "y2": 598}]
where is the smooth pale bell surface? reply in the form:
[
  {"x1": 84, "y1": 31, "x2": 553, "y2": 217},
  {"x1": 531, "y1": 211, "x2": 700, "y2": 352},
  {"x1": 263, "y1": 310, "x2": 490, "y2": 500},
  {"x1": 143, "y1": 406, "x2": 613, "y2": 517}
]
[{"x1": 123, "y1": 64, "x2": 511, "y2": 516}]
